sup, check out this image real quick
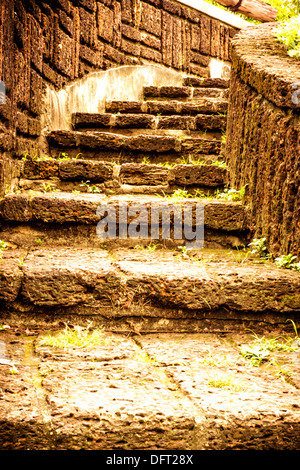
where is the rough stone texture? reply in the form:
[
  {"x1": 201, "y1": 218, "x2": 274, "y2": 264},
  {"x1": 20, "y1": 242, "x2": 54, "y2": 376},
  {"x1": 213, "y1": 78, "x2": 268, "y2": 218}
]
[
  {"x1": 47, "y1": 130, "x2": 221, "y2": 155},
  {"x1": 226, "y1": 24, "x2": 300, "y2": 257},
  {"x1": 3, "y1": 326, "x2": 299, "y2": 450},
  {"x1": 0, "y1": 249, "x2": 24, "y2": 302},
  {"x1": 105, "y1": 99, "x2": 228, "y2": 116},
  {"x1": 59, "y1": 159, "x2": 114, "y2": 182},
  {"x1": 168, "y1": 164, "x2": 227, "y2": 187},
  {"x1": 183, "y1": 77, "x2": 229, "y2": 88},
  {"x1": 1, "y1": 193, "x2": 246, "y2": 234},
  {"x1": 120, "y1": 163, "x2": 168, "y2": 185},
  {"x1": 0, "y1": 247, "x2": 300, "y2": 316},
  {"x1": 0, "y1": 0, "x2": 238, "y2": 196}
]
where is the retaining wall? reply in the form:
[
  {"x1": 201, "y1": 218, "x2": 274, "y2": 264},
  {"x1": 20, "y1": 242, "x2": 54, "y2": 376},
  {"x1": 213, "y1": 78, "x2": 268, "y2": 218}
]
[{"x1": 226, "y1": 24, "x2": 300, "y2": 257}]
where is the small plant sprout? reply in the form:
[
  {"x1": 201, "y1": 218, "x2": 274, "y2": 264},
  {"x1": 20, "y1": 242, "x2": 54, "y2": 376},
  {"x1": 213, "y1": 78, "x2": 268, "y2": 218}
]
[
  {"x1": 239, "y1": 326, "x2": 300, "y2": 367},
  {"x1": 57, "y1": 152, "x2": 69, "y2": 161},
  {"x1": 275, "y1": 254, "x2": 300, "y2": 272},
  {"x1": 0, "y1": 240, "x2": 8, "y2": 250},
  {"x1": 248, "y1": 237, "x2": 270, "y2": 259},
  {"x1": 42, "y1": 183, "x2": 59, "y2": 193},
  {"x1": 166, "y1": 188, "x2": 193, "y2": 200},
  {"x1": 38, "y1": 323, "x2": 108, "y2": 349},
  {"x1": 207, "y1": 372, "x2": 248, "y2": 392},
  {"x1": 36, "y1": 238, "x2": 42, "y2": 246},
  {"x1": 79, "y1": 181, "x2": 102, "y2": 193}
]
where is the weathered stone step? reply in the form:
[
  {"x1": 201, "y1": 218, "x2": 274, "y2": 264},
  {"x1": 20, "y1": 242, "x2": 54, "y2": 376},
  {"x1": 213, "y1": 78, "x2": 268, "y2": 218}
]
[
  {"x1": 105, "y1": 99, "x2": 228, "y2": 116},
  {"x1": 20, "y1": 159, "x2": 228, "y2": 191},
  {"x1": 47, "y1": 131, "x2": 222, "y2": 159},
  {"x1": 72, "y1": 113, "x2": 227, "y2": 132},
  {"x1": 1, "y1": 326, "x2": 300, "y2": 451},
  {"x1": 182, "y1": 77, "x2": 230, "y2": 88},
  {"x1": 143, "y1": 86, "x2": 228, "y2": 100},
  {"x1": 1, "y1": 247, "x2": 300, "y2": 320},
  {"x1": 1, "y1": 192, "x2": 246, "y2": 234}
]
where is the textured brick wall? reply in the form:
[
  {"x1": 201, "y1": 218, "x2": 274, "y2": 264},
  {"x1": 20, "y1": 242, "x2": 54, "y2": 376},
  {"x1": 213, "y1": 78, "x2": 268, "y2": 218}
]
[
  {"x1": 0, "y1": 0, "x2": 238, "y2": 197},
  {"x1": 226, "y1": 24, "x2": 300, "y2": 257}
]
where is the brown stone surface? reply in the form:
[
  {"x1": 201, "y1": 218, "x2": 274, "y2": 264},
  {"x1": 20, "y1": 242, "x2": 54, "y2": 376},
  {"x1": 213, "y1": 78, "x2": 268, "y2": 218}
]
[
  {"x1": 0, "y1": 249, "x2": 24, "y2": 302},
  {"x1": 195, "y1": 114, "x2": 227, "y2": 130},
  {"x1": 181, "y1": 137, "x2": 221, "y2": 155},
  {"x1": 230, "y1": 24, "x2": 300, "y2": 110},
  {"x1": 105, "y1": 99, "x2": 228, "y2": 116},
  {"x1": 59, "y1": 160, "x2": 114, "y2": 182},
  {"x1": 47, "y1": 130, "x2": 221, "y2": 155},
  {"x1": 0, "y1": 247, "x2": 300, "y2": 315},
  {"x1": 169, "y1": 164, "x2": 227, "y2": 187},
  {"x1": 1, "y1": 0, "x2": 237, "y2": 196},
  {"x1": 120, "y1": 163, "x2": 168, "y2": 185},
  {"x1": 1, "y1": 192, "x2": 106, "y2": 224},
  {"x1": 144, "y1": 86, "x2": 191, "y2": 98},
  {"x1": 183, "y1": 77, "x2": 230, "y2": 88},
  {"x1": 0, "y1": 325, "x2": 299, "y2": 450}
]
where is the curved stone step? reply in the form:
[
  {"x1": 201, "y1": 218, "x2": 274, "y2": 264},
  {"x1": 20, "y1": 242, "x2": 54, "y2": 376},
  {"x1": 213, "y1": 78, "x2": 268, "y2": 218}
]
[
  {"x1": 1, "y1": 192, "x2": 247, "y2": 236},
  {"x1": 105, "y1": 99, "x2": 228, "y2": 115},
  {"x1": 182, "y1": 77, "x2": 230, "y2": 88},
  {"x1": 72, "y1": 113, "x2": 227, "y2": 133},
  {"x1": 1, "y1": 247, "x2": 300, "y2": 319},
  {"x1": 47, "y1": 131, "x2": 222, "y2": 157},
  {"x1": 143, "y1": 85, "x2": 228, "y2": 100}
]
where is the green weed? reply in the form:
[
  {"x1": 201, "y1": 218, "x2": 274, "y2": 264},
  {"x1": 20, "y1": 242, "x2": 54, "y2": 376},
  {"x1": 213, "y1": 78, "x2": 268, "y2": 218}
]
[
  {"x1": 0, "y1": 240, "x2": 8, "y2": 250},
  {"x1": 275, "y1": 16, "x2": 300, "y2": 59},
  {"x1": 42, "y1": 183, "x2": 60, "y2": 193},
  {"x1": 239, "y1": 326, "x2": 299, "y2": 367},
  {"x1": 38, "y1": 323, "x2": 108, "y2": 349},
  {"x1": 275, "y1": 254, "x2": 300, "y2": 272},
  {"x1": 79, "y1": 180, "x2": 102, "y2": 193},
  {"x1": 207, "y1": 373, "x2": 248, "y2": 392}
]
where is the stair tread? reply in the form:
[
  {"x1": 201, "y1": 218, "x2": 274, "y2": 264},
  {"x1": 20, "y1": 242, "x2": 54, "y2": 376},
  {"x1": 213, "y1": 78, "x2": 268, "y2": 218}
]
[
  {"x1": 182, "y1": 77, "x2": 230, "y2": 88},
  {"x1": 105, "y1": 99, "x2": 228, "y2": 115},
  {"x1": 1, "y1": 246, "x2": 300, "y2": 313}
]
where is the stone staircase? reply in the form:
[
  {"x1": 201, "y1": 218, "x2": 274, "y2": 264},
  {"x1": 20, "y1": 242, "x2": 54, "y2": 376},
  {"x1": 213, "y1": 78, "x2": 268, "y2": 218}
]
[
  {"x1": 1, "y1": 76, "x2": 300, "y2": 451},
  {"x1": 0, "y1": 76, "x2": 300, "y2": 333}
]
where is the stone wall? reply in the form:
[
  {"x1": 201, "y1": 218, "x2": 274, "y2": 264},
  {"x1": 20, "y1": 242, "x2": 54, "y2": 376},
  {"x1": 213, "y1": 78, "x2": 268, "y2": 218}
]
[
  {"x1": 226, "y1": 24, "x2": 300, "y2": 257},
  {"x1": 0, "y1": 0, "x2": 240, "y2": 197}
]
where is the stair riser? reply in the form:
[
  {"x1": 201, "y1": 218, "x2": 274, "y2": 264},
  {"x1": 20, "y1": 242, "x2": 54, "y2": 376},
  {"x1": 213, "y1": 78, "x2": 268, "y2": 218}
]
[
  {"x1": 0, "y1": 223, "x2": 247, "y2": 250},
  {"x1": 143, "y1": 86, "x2": 228, "y2": 100},
  {"x1": 3, "y1": 308, "x2": 298, "y2": 334},
  {"x1": 20, "y1": 161, "x2": 228, "y2": 193},
  {"x1": 73, "y1": 113, "x2": 227, "y2": 131},
  {"x1": 105, "y1": 100, "x2": 228, "y2": 115},
  {"x1": 182, "y1": 77, "x2": 229, "y2": 88},
  {"x1": 47, "y1": 131, "x2": 222, "y2": 155}
]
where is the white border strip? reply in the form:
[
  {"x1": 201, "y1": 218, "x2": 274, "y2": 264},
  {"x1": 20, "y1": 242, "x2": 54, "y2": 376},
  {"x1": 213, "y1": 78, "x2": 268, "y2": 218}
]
[{"x1": 177, "y1": 0, "x2": 251, "y2": 29}]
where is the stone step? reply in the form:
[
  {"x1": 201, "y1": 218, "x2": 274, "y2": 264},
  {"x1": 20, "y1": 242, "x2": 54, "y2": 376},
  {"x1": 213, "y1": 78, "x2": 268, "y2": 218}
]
[
  {"x1": 72, "y1": 113, "x2": 227, "y2": 133},
  {"x1": 20, "y1": 159, "x2": 228, "y2": 193},
  {"x1": 0, "y1": 192, "x2": 248, "y2": 249},
  {"x1": 1, "y1": 247, "x2": 300, "y2": 321},
  {"x1": 1, "y1": 192, "x2": 246, "y2": 231},
  {"x1": 182, "y1": 77, "x2": 230, "y2": 88},
  {"x1": 143, "y1": 86, "x2": 228, "y2": 100},
  {"x1": 47, "y1": 131, "x2": 223, "y2": 162},
  {"x1": 1, "y1": 325, "x2": 300, "y2": 450},
  {"x1": 105, "y1": 99, "x2": 228, "y2": 116}
]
